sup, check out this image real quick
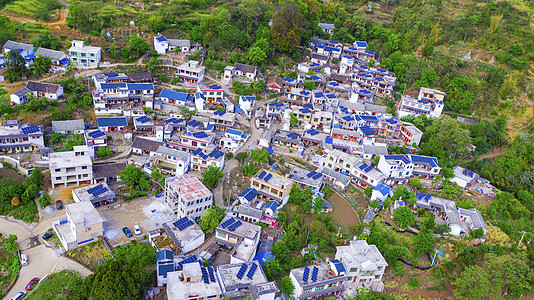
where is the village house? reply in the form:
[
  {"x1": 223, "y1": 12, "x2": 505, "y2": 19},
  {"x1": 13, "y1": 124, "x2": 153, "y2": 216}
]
[
  {"x1": 0, "y1": 120, "x2": 44, "y2": 154},
  {"x1": 97, "y1": 117, "x2": 128, "y2": 132},
  {"x1": 318, "y1": 23, "x2": 335, "y2": 34},
  {"x1": 351, "y1": 162, "x2": 385, "y2": 189},
  {"x1": 238, "y1": 188, "x2": 259, "y2": 205},
  {"x1": 53, "y1": 202, "x2": 104, "y2": 251},
  {"x1": 168, "y1": 130, "x2": 214, "y2": 152},
  {"x1": 131, "y1": 137, "x2": 164, "y2": 156},
  {"x1": 164, "y1": 174, "x2": 213, "y2": 220},
  {"x1": 126, "y1": 71, "x2": 153, "y2": 83},
  {"x1": 158, "y1": 88, "x2": 194, "y2": 106},
  {"x1": 166, "y1": 262, "x2": 222, "y2": 300},
  {"x1": 272, "y1": 130, "x2": 302, "y2": 150},
  {"x1": 232, "y1": 62, "x2": 258, "y2": 81},
  {"x1": 84, "y1": 129, "x2": 107, "y2": 156},
  {"x1": 266, "y1": 76, "x2": 283, "y2": 92},
  {"x1": 92, "y1": 82, "x2": 155, "y2": 111},
  {"x1": 92, "y1": 72, "x2": 129, "y2": 90},
  {"x1": 250, "y1": 169, "x2": 293, "y2": 203},
  {"x1": 162, "y1": 217, "x2": 205, "y2": 254},
  {"x1": 220, "y1": 128, "x2": 250, "y2": 152},
  {"x1": 52, "y1": 119, "x2": 85, "y2": 135},
  {"x1": 154, "y1": 36, "x2": 193, "y2": 54},
  {"x1": 68, "y1": 40, "x2": 101, "y2": 67},
  {"x1": 287, "y1": 166, "x2": 324, "y2": 192},
  {"x1": 370, "y1": 183, "x2": 391, "y2": 203},
  {"x1": 49, "y1": 146, "x2": 93, "y2": 188},
  {"x1": 154, "y1": 146, "x2": 191, "y2": 176},
  {"x1": 215, "y1": 216, "x2": 262, "y2": 252},
  {"x1": 450, "y1": 166, "x2": 481, "y2": 188},
  {"x1": 319, "y1": 149, "x2": 361, "y2": 176},
  {"x1": 11, "y1": 81, "x2": 64, "y2": 104},
  {"x1": 335, "y1": 238, "x2": 388, "y2": 292},
  {"x1": 289, "y1": 262, "x2": 346, "y2": 300},
  {"x1": 376, "y1": 155, "x2": 413, "y2": 186},
  {"x1": 216, "y1": 262, "x2": 278, "y2": 299},
  {"x1": 197, "y1": 83, "x2": 224, "y2": 105},
  {"x1": 190, "y1": 147, "x2": 225, "y2": 171},
  {"x1": 209, "y1": 110, "x2": 235, "y2": 131},
  {"x1": 174, "y1": 61, "x2": 205, "y2": 84},
  {"x1": 92, "y1": 161, "x2": 125, "y2": 184},
  {"x1": 318, "y1": 167, "x2": 351, "y2": 190},
  {"x1": 238, "y1": 96, "x2": 256, "y2": 117},
  {"x1": 72, "y1": 182, "x2": 116, "y2": 208},
  {"x1": 3, "y1": 41, "x2": 35, "y2": 60}
]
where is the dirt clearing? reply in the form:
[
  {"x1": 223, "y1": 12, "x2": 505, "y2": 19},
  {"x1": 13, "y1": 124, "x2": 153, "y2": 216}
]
[{"x1": 327, "y1": 193, "x2": 360, "y2": 229}]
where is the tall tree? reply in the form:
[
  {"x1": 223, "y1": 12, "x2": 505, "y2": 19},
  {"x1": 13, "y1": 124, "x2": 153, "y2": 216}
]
[
  {"x1": 33, "y1": 54, "x2": 53, "y2": 75},
  {"x1": 199, "y1": 205, "x2": 226, "y2": 232},
  {"x1": 83, "y1": 259, "x2": 145, "y2": 300},
  {"x1": 201, "y1": 166, "x2": 224, "y2": 189},
  {"x1": 270, "y1": 2, "x2": 303, "y2": 53},
  {"x1": 5, "y1": 50, "x2": 27, "y2": 82},
  {"x1": 278, "y1": 276, "x2": 295, "y2": 297},
  {"x1": 453, "y1": 265, "x2": 491, "y2": 300}
]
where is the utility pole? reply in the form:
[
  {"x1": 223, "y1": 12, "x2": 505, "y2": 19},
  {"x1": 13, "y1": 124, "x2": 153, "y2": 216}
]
[{"x1": 517, "y1": 231, "x2": 526, "y2": 248}]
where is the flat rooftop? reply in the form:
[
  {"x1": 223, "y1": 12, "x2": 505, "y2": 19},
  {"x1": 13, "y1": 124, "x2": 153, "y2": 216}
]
[
  {"x1": 72, "y1": 182, "x2": 115, "y2": 203},
  {"x1": 166, "y1": 174, "x2": 212, "y2": 202},
  {"x1": 290, "y1": 263, "x2": 341, "y2": 286},
  {"x1": 216, "y1": 261, "x2": 268, "y2": 290},
  {"x1": 230, "y1": 240, "x2": 257, "y2": 262},
  {"x1": 336, "y1": 239, "x2": 388, "y2": 270},
  {"x1": 65, "y1": 202, "x2": 103, "y2": 227},
  {"x1": 254, "y1": 169, "x2": 292, "y2": 189},
  {"x1": 287, "y1": 166, "x2": 323, "y2": 188},
  {"x1": 162, "y1": 218, "x2": 205, "y2": 251},
  {"x1": 167, "y1": 269, "x2": 222, "y2": 299},
  {"x1": 217, "y1": 215, "x2": 261, "y2": 241},
  {"x1": 49, "y1": 151, "x2": 92, "y2": 169}
]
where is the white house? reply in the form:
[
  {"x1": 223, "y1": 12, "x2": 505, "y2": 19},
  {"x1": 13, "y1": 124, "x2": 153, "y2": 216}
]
[
  {"x1": 370, "y1": 183, "x2": 391, "y2": 203},
  {"x1": 11, "y1": 81, "x2": 64, "y2": 104},
  {"x1": 68, "y1": 40, "x2": 101, "y2": 67}
]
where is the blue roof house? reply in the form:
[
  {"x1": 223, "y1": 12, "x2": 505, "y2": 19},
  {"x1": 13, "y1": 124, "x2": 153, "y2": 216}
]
[
  {"x1": 238, "y1": 188, "x2": 259, "y2": 205},
  {"x1": 370, "y1": 183, "x2": 391, "y2": 203}
]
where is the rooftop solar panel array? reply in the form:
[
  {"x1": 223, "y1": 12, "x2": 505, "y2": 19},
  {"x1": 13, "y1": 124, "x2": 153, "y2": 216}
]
[
  {"x1": 88, "y1": 130, "x2": 105, "y2": 138},
  {"x1": 263, "y1": 174, "x2": 272, "y2": 182},
  {"x1": 258, "y1": 171, "x2": 267, "y2": 180},
  {"x1": 87, "y1": 185, "x2": 108, "y2": 196},
  {"x1": 246, "y1": 263, "x2": 258, "y2": 279},
  {"x1": 173, "y1": 217, "x2": 189, "y2": 228},
  {"x1": 227, "y1": 220, "x2": 242, "y2": 231},
  {"x1": 178, "y1": 219, "x2": 194, "y2": 231},
  {"x1": 207, "y1": 266, "x2": 216, "y2": 282},
  {"x1": 136, "y1": 116, "x2": 151, "y2": 123},
  {"x1": 219, "y1": 218, "x2": 236, "y2": 229},
  {"x1": 201, "y1": 267, "x2": 209, "y2": 284},
  {"x1": 311, "y1": 266, "x2": 319, "y2": 282},
  {"x1": 21, "y1": 125, "x2": 40, "y2": 134},
  {"x1": 307, "y1": 171, "x2": 317, "y2": 178},
  {"x1": 312, "y1": 173, "x2": 322, "y2": 180},
  {"x1": 192, "y1": 131, "x2": 208, "y2": 139},
  {"x1": 236, "y1": 263, "x2": 248, "y2": 279},
  {"x1": 177, "y1": 255, "x2": 198, "y2": 268},
  {"x1": 302, "y1": 266, "x2": 310, "y2": 283}
]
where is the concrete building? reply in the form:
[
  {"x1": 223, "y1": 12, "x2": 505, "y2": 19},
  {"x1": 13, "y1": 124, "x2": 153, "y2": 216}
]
[
  {"x1": 190, "y1": 147, "x2": 225, "y2": 172},
  {"x1": 97, "y1": 117, "x2": 128, "y2": 132},
  {"x1": 164, "y1": 174, "x2": 213, "y2": 220},
  {"x1": 250, "y1": 169, "x2": 292, "y2": 203},
  {"x1": 154, "y1": 146, "x2": 191, "y2": 176},
  {"x1": 0, "y1": 120, "x2": 44, "y2": 154},
  {"x1": 215, "y1": 216, "x2": 261, "y2": 253},
  {"x1": 52, "y1": 119, "x2": 85, "y2": 134},
  {"x1": 377, "y1": 155, "x2": 414, "y2": 186},
  {"x1": 450, "y1": 166, "x2": 480, "y2": 188},
  {"x1": 68, "y1": 40, "x2": 101, "y2": 67},
  {"x1": 238, "y1": 188, "x2": 259, "y2": 205},
  {"x1": 84, "y1": 129, "x2": 107, "y2": 156},
  {"x1": 11, "y1": 81, "x2": 64, "y2": 104},
  {"x1": 174, "y1": 61, "x2": 205, "y2": 84},
  {"x1": 319, "y1": 149, "x2": 361, "y2": 176},
  {"x1": 166, "y1": 263, "x2": 223, "y2": 300},
  {"x1": 49, "y1": 146, "x2": 93, "y2": 188},
  {"x1": 162, "y1": 217, "x2": 205, "y2": 254},
  {"x1": 216, "y1": 262, "x2": 279, "y2": 300},
  {"x1": 335, "y1": 238, "x2": 388, "y2": 292},
  {"x1": 287, "y1": 166, "x2": 324, "y2": 192},
  {"x1": 72, "y1": 182, "x2": 116, "y2": 207},
  {"x1": 53, "y1": 202, "x2": 104, "y2": 251},
  {"x1": 289, "y1": 263, "x2": 346, "y2": 300}
]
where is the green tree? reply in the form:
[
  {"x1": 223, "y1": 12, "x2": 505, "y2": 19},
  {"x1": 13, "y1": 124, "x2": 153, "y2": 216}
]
[
  {"x1": 373, "y1": 155, "x2": 380, "y2": 165},
  {"x1": 413, "y1": 229, "x2": 435, "y2": 257},
  {"x1": 408, "y1": 177, "x2": 422, "y2": 189},
  {"x1": 364, "y1": 186, "x2": 372, "y2": 197},
  {"x1": 393, "y1": 206, "x2": 415, "y2": 228},
  {"x1": 39, "y1": 192, "x2": 51, "y2": 208},
  {"x1": 270, "y1": 2, "x2": 303, "y2": 53},
  {"x1": 150, "y1": 168, "x2": 163, "y2": 181},
  {"x1": 29, "y1": 167, "x2": 44, "y2": 187},
  {"x1": 5, "y1": 50, "x2": 27, "y2": 82},
  {"x1": 22, "y1": 184, "x2": 40, "y2": 203},
  {"x1": 312, "y1": 196, "x2": 324, "y2": 212},
  {"x1": 246, "y1": 46, "x2": 266, "y2": 66},
  {"x1": 442, "y1": 167, "x2": 455, "y2": 178},
  {"x1": 420, "y1": 116, "x2": 472, "y2": 160},
  {"x1": 303, "y1": 81, "x2": 315, "y2": 90},
  {"x1": 32, "y1": 54, "x2": 53, "y2": 75},
  {"x1": 453, "y1": 265, "x2": 491, "y2": 300},
  {"x1": 199, "y1": 205, "x2": 226, "y2": 232},
  {"x1": 264, "y1": 256, "x2": 283, "y2": 280},
  {"x1": 83, "y1": 259, "x2": 145, "y2": 300},
  {"x1": 113, "y1": 242, "x2": 156, "y2": 272},
  {"x1": 242, "y1": 163, "x2": 258, "y2": 176},
  {"x1": 129, "y1": 35, "x2": 150, "y2": 58},
  {"x1": 289, "y1": 112, "x2": 298, "y2": 126},
  {"x1": 32, "y1": 33, "x2": 62, "y2": 50},
  {"x1": 250, "y1": 149, "x2": 268, "y2": 164},
  {"x1": 96, "y1": 147, "x2": 112, "y2": 158},
  {"x1": 278, "y1": 276, "x2": 295, "y2": 297},
  {"x1": 146, "y1": 57, "x2": 163, "y2": 71},
  {"x1": 201, "y1": 166, "x2": 224, "y2": 189},
  {"x1": 235, "y1": 152, "x2": 249, "y2": 164},
  {"x1": 26, "y1": 270, "x2": 85, "y2": 300},
  {"x1": 119, "y1": 164, "x2": 151, "y2": 190}
]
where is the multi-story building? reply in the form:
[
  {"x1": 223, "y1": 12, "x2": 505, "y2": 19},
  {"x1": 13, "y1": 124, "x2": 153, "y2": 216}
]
[
  {"x1": 154, "y1": 146, "x2": 191, "y2": 176},
  {"x1": 250, "y1": 169, "x2": 293, "y2": 202},
  {"x1": 410, "y1": 155, "x2": 441, "y2": 179},
  {"x1": 53, "y1": 202, "x2": 104, "y2": 250},
  {"x1": 68, "y1": 40, "x2": 101, "y2": 67},
  {"x1": 216, "y1": 262, "x2": 278, "y2": 299},
  {"x1": 92, "y1": 72, "x2": 129, "y2": 90},
  {"x1": 289, "y1": 262, "x2": 346, "y2": 300},
  {"x1": 397, "y1": 88, "x2": 445, "y2": 119},
  {"x1": 335, "y1": 238, "x2": 388, "y2": 292},
  {"x1": 220, "y1": 128, "x2": 250, "y2": 152},
  {"x1": 197, "y1": 83, "x2": 224, "y2": 104},
  {"x1": 154, "y1": 36, "x2": 193, "y2": 54},
  {"x1": 0, "y1": 120, "x2": 44, "y2": 154},
  {"x1": 162, "y1": 217, "x2": 205, "y2": 255},
  {"x1": 190, "y1": 147, "x2": 225, "y2": 171},
  {"x1": 338, "y1": 100, "x2": 387, "y2": 117},
  {"x1": 167, "y1": 130, "x2": 214, "y2": 152},
  {"x1": 376, "y1": 154, "x2": 413, "y2": 186},
  {"x1": 271, "y1": 130, "x2": 302, "y2": 150},
  {"x1": 287, "y1": 166, "x2": 324, "y2": 192},
  {"x1": 92, "y1": 82, "x2": 155, "y2": 110},
  {"x1": 215, "y1": 216, "x2": 261, "y2": 250},
  {"x1": 209, "y1": 110, "x2": 235, "y2": 131},
  {"x1": 174, "y1": 61, "x2": 205, "y2": 84},
  {"x1": 49, "y1": 146, "x2": 93, "y2": 188},
  {"x1": 166, "y1": 262, "x2": 222, "y2": 300},
  {"x1": 319, "y1": 149, "x2": 361, "y2": 176},
  {"x1": 84, "y1": 129, "x2": 107, "y2": 157},
  {"x1": 164, "y1": 174, "x2": 213, "y2": 220},
  {"x1": 351, "y1": 162, "x2": 385, "y2": 189}
]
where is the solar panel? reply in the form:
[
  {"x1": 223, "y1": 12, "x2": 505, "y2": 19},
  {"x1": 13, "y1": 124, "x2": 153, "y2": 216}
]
[
  {"x1": 136, "y1": 116, "x2": 151, "y2": 123},
  {"x1": 192, "y1": 131, "x2": 208, "y2": 139},
  {"x1": 258, "y1": 171, "x2": 267, "y2": 180},
  {"x1": 220, "y1": 218, "x2": 236, "y2": 229},
  {"x1": 88, "y1": 130, "x2": 105, "y2": 138},
  {"x1": 207, "y1": 266, "x2": 216, "y2": 282},
  {"x1": 201, "y1": 267, "x2": 209, "y2": 284},
  {"x1": 21, "y1": 125, "x2": 39, "y2": 134},
  {"x1": 263, "y1": 174, "x2": 272, "y2": 182},
  {"x1": 364, "y1": 166, "x2": 373, "y2": 172},
  {"x1": 312, "y1": 173, "x2": 322, "y2": 180},
  {"x1": 178, "y1": 220, "x2": 194, "y2": 231},
  {"x1": 227, "y1": 220, "x2": 242, "y2": 231},
  {"x1": 303, "y1": 266, "x2": 310, "y2": 283},
  {"x1": 236, "y1": 263, "x2": 248, "y2": 279},
  {"x1": 311, "y1": 266, "x2": 318, "y2": 282},
  {"x1": 87, "y1": 185, "x2": 108, "y2": 196},
  {"x1": 173, "y1": 216, "x2": 189, "y2": 228},
  {"x1": 177, "y1": 255, "x2": 198, "y2": 268},
  {"x1": 246, "y1": 263, "x2": 258, "y2": 279}
]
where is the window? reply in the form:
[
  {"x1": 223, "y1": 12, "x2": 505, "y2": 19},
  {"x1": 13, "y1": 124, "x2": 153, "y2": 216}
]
[
  {"x1": 82, "y1": 166, "x2": 87, "y2": 170},
  {"x1": 55, "y1": 169, "x2": 61, "y2": 172},
  {"x1": 315, "y1": 285, "x2": 325, "y2": 291},
  {"x1": 56, "y1": 177, "x2": 61, "y2": 180},
  {"x1": 303, "y1": 288, "x2": 312, "y2": 294}
]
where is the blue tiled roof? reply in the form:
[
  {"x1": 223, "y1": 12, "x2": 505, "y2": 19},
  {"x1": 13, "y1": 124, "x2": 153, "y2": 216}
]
[
  {"x1": 373, "y1": 183, "x2": 391, "y2": 196},
  {"x1": 310, "y1": 75, "x2": 320, "y2": 80},
  {"x1": 355, "y1": 41, "x2": 368, "y2": 48},
  {"x1": 411, "y1": 155, "x2": 439, "y2": 168},
  {"x1": 384, "y1": 118, "x2": 398, "y2": 125},
  {"x1": 101, "y1": 82, "x2": 127, "y2": 89},
  {"x1": 208, "y1": 84, "x2": 222, "y2": 90},
  {"x1": 160, "y1": 88, "x2": 188, "y2": 101},
  {"x1": 225, "y1": 128, "x2": 243, "y2": 136},
  {"x1": 97, "y1": 117, "x2": 127, "y2": 127},
  {"x1": 265, "y1": 200, "x2": 279, "y2": 211},
  {"x1": 239, "y1": 188, "x2": 259, "y2": 202},
  {"x1": 128, "y1": 83, "x2": 154, "y2": 91},
  {"x1": 156, "y1": 36, "x2": 167, "y2": 42},
  {"x1": 326, "y1": 93, "x2": 336, "y2": 99},
  {"x1": 331, "y1": 259, "x2": 346, "y2": 274}
]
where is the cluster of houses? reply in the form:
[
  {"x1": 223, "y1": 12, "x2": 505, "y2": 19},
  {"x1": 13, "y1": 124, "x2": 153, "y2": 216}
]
[{"x1": 1, "y1": 31, "x2": 496, "y2": 299}]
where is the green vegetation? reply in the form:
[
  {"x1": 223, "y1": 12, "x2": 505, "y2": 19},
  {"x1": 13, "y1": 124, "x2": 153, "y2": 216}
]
[
  {"x1": 199, "y1": 205, "x2": 226, "y2": 233},
  {"x1": 0, "y1": 234, "x2": 20, "y2": 295},
  {"x1": 0, "y1": 167, "x2": 43, "y2": 222},
  {"x1": 201, "y1": 165, "x2": 224, "y2": 189},
  {"x1": 26, "y1": 270, "x2": 85, "y2": 300}
]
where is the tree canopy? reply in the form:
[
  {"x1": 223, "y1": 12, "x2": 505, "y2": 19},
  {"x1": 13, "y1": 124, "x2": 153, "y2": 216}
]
[{"x1": 201, "y1": 165, "x2": 224, "y2": 189}]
